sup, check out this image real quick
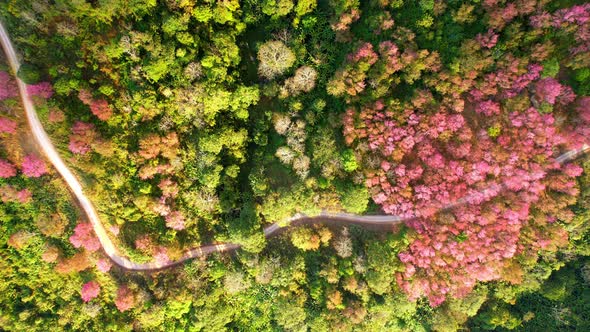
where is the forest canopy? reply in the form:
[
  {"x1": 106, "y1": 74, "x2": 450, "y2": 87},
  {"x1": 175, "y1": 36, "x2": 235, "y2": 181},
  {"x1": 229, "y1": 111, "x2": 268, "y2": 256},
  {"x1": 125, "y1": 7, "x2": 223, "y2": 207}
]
[{"x1": 1, "y1": 0, "x2": 590, "y2": 331}]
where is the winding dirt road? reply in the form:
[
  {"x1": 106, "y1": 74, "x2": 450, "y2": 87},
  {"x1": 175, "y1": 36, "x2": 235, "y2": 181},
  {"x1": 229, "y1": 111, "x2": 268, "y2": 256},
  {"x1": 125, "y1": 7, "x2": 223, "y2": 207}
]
[{"x1": 1, "y1": 21, "x2": 588, "y2": 272}]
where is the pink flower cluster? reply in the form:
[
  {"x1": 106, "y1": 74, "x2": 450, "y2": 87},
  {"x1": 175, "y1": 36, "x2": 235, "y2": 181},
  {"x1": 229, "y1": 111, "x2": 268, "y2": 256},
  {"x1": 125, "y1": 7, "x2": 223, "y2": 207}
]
[
  {"x1": 469, "y1": 61, "x2": 543, "y2": 101},
  {"x1": 0, "y1": 159, "x2": 17, "y2": 178},
  {"x1": 68, "y1": 121, "x2": 96, "y2": 155},
  {"x1": 348, "y1": 42, "x2": 379, "y2": 65},
  {"x1": 135, "y1": 234, "x2": 153, "y2": 251},
  {"x1": 475, "y1": 100, "x2": 501, "y2": 116},
  {"x1": 158, "y1": 178, "x2": 179, "y2": 198},
  {"x1": 530, "y1": 4, "x2": 590, "y2": 56},
  {"x1": 138, "y1": 163, "x2": 175, "y2": 180},
  {"x1": 69, "y1": 223, "x2": 101, "y2": 252},
  {"x1": 552, "y1": 4, "x2": 590, "y2": 28},
  {"x1": 476, "y1": 29, "x2": 499, "y2": 49},
  {"x1": 115, "y1": 285, "x2": 134, "y2": 312},
  {"x1": 154, "y1": 246, "x2": 171, "y2": 265},
  {"x1": 486, "y1": 3, "x2": 519, "y2": 30},
  {"x1": 535, "y1": 78, "x2": 562, "y2": 105},
  {"x1": 331, "y1": 9, "x2": 361, "y2": 32},
  {"x1": 344, "y1": 70, "x2": 587, "y2": 306},
  {"x1": 165, "y1": 211, "x2": 185, "y2": 231},
  {"x1": 0, "y1": 71, "x2": 18, "y2": 100},
  {"x1": 81, "y1": 281, "x2": 100, "y2": 302},
  {"x1": 27, "y1": 82, "x2": 54, "y2": 99},
  {"x1": 78, "y1": 89, "x2": 113, "y2": 121},
  {"x1": 379, "y1": 41, "x2": 403, "y2": 74},
  {"x1": 21, "y1": 154, "x2": 48, "y2": 178},
  {"x1": 96, "y1": 258, "x2": 112, "y2": 272},
  {"x1": 0, "y1": 117, "x2": 17, "y2": 134}
]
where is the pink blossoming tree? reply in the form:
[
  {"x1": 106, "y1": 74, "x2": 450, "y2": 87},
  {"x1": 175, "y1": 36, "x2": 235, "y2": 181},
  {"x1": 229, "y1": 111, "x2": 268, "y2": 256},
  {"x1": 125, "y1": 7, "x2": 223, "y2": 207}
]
[
  {"x1": 21, "y1": 154, "x2": 48, "y2": 177},
  {"x1": 78, "y1": 89, "x2": 113, "y2": 121},
  {"x1": 96, "y1": 258, "x2": 112, "y2": 272},
  {"x1": 336, "y1": 7, "x2": 590, "y2": 305},
  {"x1": 0, "y1": 117, "x2": 17, "y2": 134},
  {"x1": 0, "y1": 71, "x2": 18, "y2": 100},
  {"x1": 476, "y1": 29, "x2": 499, "y2": 48},
  {"x1": 69, "y1": 223, "x2": 100, "y2": 252},
  {"x1": 0, "y1": 159, "x2": 17, "y2": 178},
  {"x1": 81, "y1": 281, "x2": 100, "y2": 302},
  {"x1": 114, "y1": 285, "x2": 135, "y2": 312},
  {"x1": 535, "y1": 77, "x2": 562, "y2": 104},
  {"x1": 165, "y1": 211, "x2": 185, "y2": 231},
  {"x1": 68, "y1": 121, "x2": 96, "y2": 155},
  {"x1": 26, "y1": 82, "x2": 54, "y2": 99}
]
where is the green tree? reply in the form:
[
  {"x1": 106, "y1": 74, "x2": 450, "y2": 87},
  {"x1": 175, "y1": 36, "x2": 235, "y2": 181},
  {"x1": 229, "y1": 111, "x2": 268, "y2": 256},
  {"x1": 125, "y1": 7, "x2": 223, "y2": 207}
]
[
  {"x1": 340, "y1": 149, "x2": 358, "y2": 172},
  {"x1": 262, "y1": 0, "x2": 294, "y2": 19},
  {"x1": 339, "y1": 184, "x2": 369, "y2": 214}
]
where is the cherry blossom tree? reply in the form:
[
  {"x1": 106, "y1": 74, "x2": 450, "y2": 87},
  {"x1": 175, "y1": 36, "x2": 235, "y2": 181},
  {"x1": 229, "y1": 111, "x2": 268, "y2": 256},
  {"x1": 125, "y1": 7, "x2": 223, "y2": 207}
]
[
  {"x1": 114, "y1": 285, "x2": 135, "y2": 312},
  {"x1": 535, "y1": 78, "x2": 562, "y2": 105},
  {"x1": 158, "y1": 178, "x2": 179, "y2": 198},
  {"x1": 109, "y1": 225, "x2": 120, "y2": 236},
  {"x1": 0, "y1": 117, "x2": 17, "y2": 134},
  {"x1": 152, "y1": 196, "x2": 171, "y2": 216},
  {"x1": 476, "y1": 29, "x2": 499, "y2": 49},
  {"x1": 0, "y1": 159, "x2": 17, "y2": 178},
  {"x1": 0, "y1": 71, "x2": 18, "y2": 100},
  {"x1": 16, "y1": 189, "x2": 32, "y2": 203},
  {"x1": 486, "y1": 2, "x2": 518, "y2": 30},
  {"x1": 530, "y1": 4, "x2": 590, "y2": 68},
  {"x1": 89, "y1": 99, "x2": 113, "y2": 121},
  {"x1": 475, "y1": 100, "x2": 501, "y2": 116},
  {"x1": 165, "y1": 211, "x2": 185, "y2": 231},
  {"x1": 81, "y1": 281, "x2": 100, "y2": 302},
  {"x1": 69, "y1": 223, "x2": 100, "y2": 252},
  {"x1": 26, "y1": 82, "x2": 54, "y2": 99},
  {"x1": 68, "y1": 121, "x2": 97, "y2": 155},
  {"x1": 154, "y1": 246, "x2": 171, "y2": 265},
  {"x1": 134, "y1": 234, "x2": 154, "y2": 252},
  {"x1": 48, "y1": 110, "x2": 65, "y2": 123},
  {"x1": 21, "y1": 154, "x2": 48, "y2": 177},
  {"x1": 138, "y1": 132, "x2": 180, "y2": 162},
  {"x1": 138, "y1": 134, "x2": 162, "y2": 159},
  {"x1": 78, "y1": 89, "x2": 93, "y2": 105},
  {"x1": 338, "y1": 14, "x2": 590, "y2": 305},
  {"x1": 96, "y1": 258, "x2": 112, "y2": 272},
  {"x1": 78, "y1": 89, "x2": 112, "y2": 121}
]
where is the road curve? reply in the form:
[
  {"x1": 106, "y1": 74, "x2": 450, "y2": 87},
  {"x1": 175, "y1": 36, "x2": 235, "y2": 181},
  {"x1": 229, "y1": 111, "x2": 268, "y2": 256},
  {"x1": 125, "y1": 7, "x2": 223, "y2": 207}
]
[{"x1": 1, "y1": 21, "x2": 588, "y2": 272}]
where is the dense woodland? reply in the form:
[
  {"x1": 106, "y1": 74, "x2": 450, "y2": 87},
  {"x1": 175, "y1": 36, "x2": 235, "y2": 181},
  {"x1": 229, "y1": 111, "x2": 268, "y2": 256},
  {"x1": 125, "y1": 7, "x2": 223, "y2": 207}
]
[{"x1": 1, "y1": 0, "x2": 590, "y2": 330}]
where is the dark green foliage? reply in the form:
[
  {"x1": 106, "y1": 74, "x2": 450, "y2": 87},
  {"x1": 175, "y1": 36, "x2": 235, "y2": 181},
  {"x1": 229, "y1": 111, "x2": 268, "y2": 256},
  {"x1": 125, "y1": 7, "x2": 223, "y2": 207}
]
[
  {"x1": 470, "y1": 261, "x2": 590, "y2": 331},
  {"x1": 17, "y1": 63, "x2": 40, "y2": 84}
]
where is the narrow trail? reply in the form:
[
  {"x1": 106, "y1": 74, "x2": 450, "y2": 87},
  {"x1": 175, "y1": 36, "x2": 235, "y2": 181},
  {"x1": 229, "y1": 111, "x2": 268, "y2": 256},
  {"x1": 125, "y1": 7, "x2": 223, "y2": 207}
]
[{"x1": 1, "y1": 21, "x2": 588, "y2": 272}]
